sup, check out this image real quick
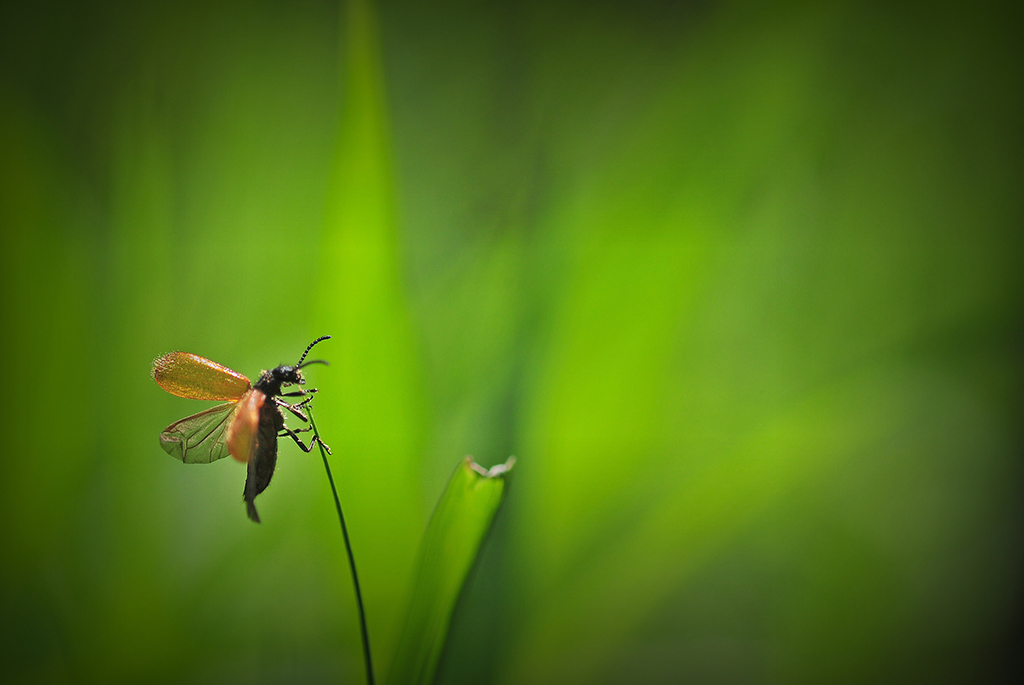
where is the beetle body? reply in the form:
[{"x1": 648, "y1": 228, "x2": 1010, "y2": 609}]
[{"x1": 153, "y1": 337, "x2": 331, "y2": 522}]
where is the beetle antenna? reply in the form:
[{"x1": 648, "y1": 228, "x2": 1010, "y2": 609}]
[
  {"x1": 297, "y1": 335, "x2": 331, "y2": 367},
  {"x1": 298, "y1": 359, "x2": 328, "y2": 369}
]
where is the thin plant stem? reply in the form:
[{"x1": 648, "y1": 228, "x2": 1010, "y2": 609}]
[{"x1": 307, "y1": 405, "x2": 375, "y2": 685}]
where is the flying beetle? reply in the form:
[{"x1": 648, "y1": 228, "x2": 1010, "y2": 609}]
[{"x1": 152, "y1": 336, "x2": 331, "y2": 523}]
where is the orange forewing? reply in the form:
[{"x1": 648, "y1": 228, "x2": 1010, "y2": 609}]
[
  {"x1": 226, "y1": 389, "x2": 265, "y2": 463},
  {"x1": 152, "y1": 352, "x2": 251, "y2": 400}
]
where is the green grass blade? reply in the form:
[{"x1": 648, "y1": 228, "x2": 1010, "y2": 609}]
[{"x1": 387, "y1": 456, "x2": 515, "y2": 685}]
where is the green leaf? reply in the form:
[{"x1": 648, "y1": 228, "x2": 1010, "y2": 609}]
[{"x1": 387, "y1": 456, "x2": 515, "y2": 685}]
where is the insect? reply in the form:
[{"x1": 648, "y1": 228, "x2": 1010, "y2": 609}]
[{"x1": 152, "y1": 336, "x2": 331, "y2": 523}]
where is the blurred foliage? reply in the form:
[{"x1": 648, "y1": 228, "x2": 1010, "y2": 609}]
[
  {"x1": 1, "y1": 0, "x2": 1022, "y2": 683},
  {"x1": 389, "y1": 457, "x2": 513, "y2": 685}
]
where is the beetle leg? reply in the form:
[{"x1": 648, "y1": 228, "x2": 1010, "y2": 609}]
[
  {"x1": 280, "y1": 388, "x2": 317, "y2": 398},
  {"x1": 279, "y1": 425, "x2": 313, "y2": 435},
  {"x1": 280, "y1": 425, "x2": 331, "y2": 454},
  {"x1": 273, "y1": 397, "x2": 311, "y2": 422}
]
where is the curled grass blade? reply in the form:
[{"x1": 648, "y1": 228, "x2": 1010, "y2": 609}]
[{"x1": 387, "y1": 456, "x2": 515, "y2": 685}]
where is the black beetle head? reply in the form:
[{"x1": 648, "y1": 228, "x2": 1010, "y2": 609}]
[
  {"x1": 253, "y1": 336, "x2": 330, "y2": 396},
  {"x1": 273, "y1": 364, "x2": 304, "y2": 385}
]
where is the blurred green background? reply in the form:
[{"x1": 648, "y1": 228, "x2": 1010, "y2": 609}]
[{"x1": 2, "y1": 0, "x2": 1022, "y2": 683}]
